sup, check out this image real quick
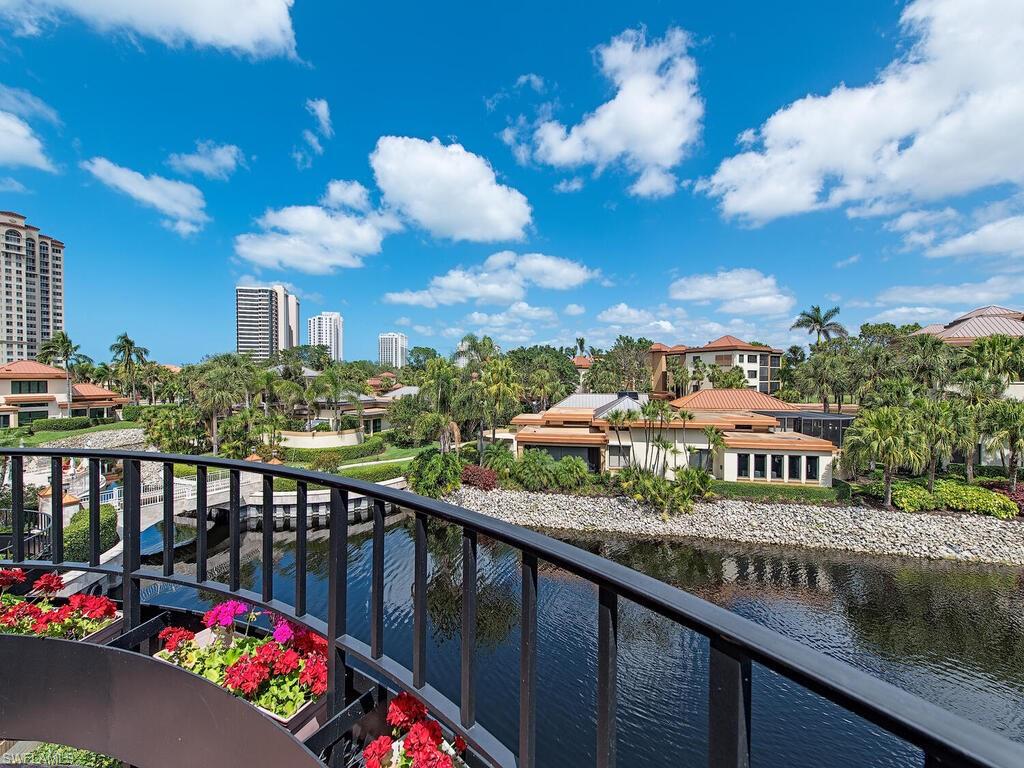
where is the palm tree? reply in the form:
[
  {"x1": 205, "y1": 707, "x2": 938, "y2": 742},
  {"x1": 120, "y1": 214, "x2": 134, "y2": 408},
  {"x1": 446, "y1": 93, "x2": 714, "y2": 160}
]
[
  {"x1": 529, "y1": 368, "x2": 563, "y2": 411},
  {"x1": 194, "y1": 366, "x2": 243, "y2": 455},
  {"x1": 251, "y1": 368, "x2": 282, "y2": 417},
  {"x1": 140, "y1": 362, "x2": 165, "y2": 405},
  {"x1": 950, "y1": 367, "x2": 1004, "y2": 482},
  {"x1": 604, "y1": 409, "x2": 630, "y2": 469},
  {"x1": 92, "y1": 361, "x2": 114, "y2": 388},
  {"x1": 912, "y1": 398, "x2": 955, "y2": 493},
  {"x1": 842, "y1": 407, "x2": 927, "y2": 507},
  {"x1": 701, "y1": 426, "x2": 725, "y2": 473},
  {"x1": 791, "y1": 305, "x2": 847, "y2": 345},
  {"x1": 575, "y1": 337, "x2": 586, "y2": 356},
  {"x1": 666, "y1": 357, "x2": 689, "y2": 397},
  {"x1": 481, "y1": 357, "x2": 521, "y2": 445},
  {"x1": 983, "y1": 399, "x2": 1024, "y2": 493},
  {"x1": 901, "y1": 334, "x2": 955, "y2": 394},
  {"x1": 38, "y1": 331, "x2": 89, "y2": 412},
  {"x1": 109, "y1": 333, "x2": 150, "y2": 404}
]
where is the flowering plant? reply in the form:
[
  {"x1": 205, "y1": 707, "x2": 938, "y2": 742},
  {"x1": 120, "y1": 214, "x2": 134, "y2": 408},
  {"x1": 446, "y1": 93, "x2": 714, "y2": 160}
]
[
  {"x1": 0, "y1": 569, "x2": 119, "y2": 639},
  {"x1": 363, "y1": 692, "x2": 468, "y2": 768},
  {"x1": 156, "y1": 600, "x2": 328, "y2": 720}
]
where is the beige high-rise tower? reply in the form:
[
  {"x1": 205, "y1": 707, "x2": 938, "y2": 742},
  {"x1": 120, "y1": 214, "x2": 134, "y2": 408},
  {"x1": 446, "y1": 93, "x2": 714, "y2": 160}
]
[
  {"x1": 235, "y1": 283, "x2": 300, "y2": 361},
  {"x1": 0, "y1": 211, "x2": 65, "y2": 364}
]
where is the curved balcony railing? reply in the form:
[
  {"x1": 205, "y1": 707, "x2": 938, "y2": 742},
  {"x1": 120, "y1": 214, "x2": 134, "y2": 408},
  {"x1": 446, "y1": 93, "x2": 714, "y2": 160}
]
[{"x1": 1, "y1": 447, "x2": 1023, "y2": 768}]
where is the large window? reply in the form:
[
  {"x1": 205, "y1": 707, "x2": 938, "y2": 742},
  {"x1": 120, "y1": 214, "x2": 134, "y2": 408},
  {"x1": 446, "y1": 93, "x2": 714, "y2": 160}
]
[
  {"x1": 753, "y1": 454, "x2": 766, "y2": 479},
  {"x1": 11, "y1": 380, "x2": 47, "y2": 394},
  {"x1": 788, "y1": 455, "x2": 801, "y2": 480},
  {"x1": 18, "y1": 410, "x2": 49, "y2": 425},
  {"x1": 608, "y1": 444, "x2": 631, "y2": 469},
  {"x1": 690, "y1": 449, "x2": 710, "y2": 470},
  {"x1": 771, "y1": 455, "x2": 783, "y2": 480},
  {"x1": 806, "y1": 456, "x2": 819, "y2": 481},
  {"x1": 737, "y1": 453, "x2": 750, "y2": 478}
]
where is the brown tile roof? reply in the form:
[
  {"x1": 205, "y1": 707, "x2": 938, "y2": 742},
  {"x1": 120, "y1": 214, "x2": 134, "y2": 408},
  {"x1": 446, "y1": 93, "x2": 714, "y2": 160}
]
[
  {"x1": 652, "y1": 336, "x2": 781, "y2": 354},
  {"x1": 72, "y1": 383, "x2": 122, "y2": 399},
  {"x1": 516, "y1": 426, "x2": 608, "y2": 446},
  {"x1": 670, "y1": 389, "x2": 797, "y2": 411},
  {"x1": 572, "y1": 355, "x2": 592, "y2": 369},
  {"x1": 0, "y1": 360, "x2": 67, "y2": 379},
  {"x1": 722, "y1": 430, "x2": 835, "y2": 452},
  {"x1": 2, "y1": 394, "x2": 56, "y2": 403}
]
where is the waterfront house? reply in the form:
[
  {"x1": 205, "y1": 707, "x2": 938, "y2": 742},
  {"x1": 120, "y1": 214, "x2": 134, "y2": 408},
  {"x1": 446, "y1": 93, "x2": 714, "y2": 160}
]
[
  {"x1": 0, "y1": 360, "x2": 126, "y2": 427},
  {"x1": 650, "y1": 335, "x2": 783, "y2": 395},
  {"x1": 511, "y1": 389, "x2": 835, "y2": 486}
]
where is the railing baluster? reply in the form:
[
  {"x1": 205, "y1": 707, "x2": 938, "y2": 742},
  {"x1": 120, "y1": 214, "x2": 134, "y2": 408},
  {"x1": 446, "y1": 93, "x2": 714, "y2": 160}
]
[
  {"x1": 708, "y1": 636, "x2": 751, "y2": 768},
  {"x1": 370, "y1": 498, "x2": 385, "y2": 660},
  {"x1": 11, "y1": 455, "x2": 23, "y2": 562},
  {"x1": 327, "y1": 487, "x2": 349, "y2": 717},
  {"x1": 597, "y1": 587, "x2": 617, "y2": 768},
  {"x1": 162, "y1": 462, "x2": 174, "y2": 577},
  {"x1": 50, "y1": 455, "x2": 63, "y2": 563},
  {"x1": 294, "y1": 480, "x2": 307, "y2": 617},
  {"x1": 461, "y1": 527, "x2": 478, "y2": 729},
  {"x1": 88, "y1": 458, "x2": 100, "y2": 566},
  {"x1": 413, "y1": 511, "x2": 428, "y2": 689},
  {"x1": 229, "y1": 469, "x2": 240, "y2": 592},
  {"x1": 520, "y1": 551, "x2": 538, "y2": 768},
  {"x1": 122, "y1": 458, "x2": 142, "y2": 637},
  {"x1": 195, "y1": 465, "x2": 208, "y2": 583},
  {"x1": 262, "y1": 474, "x2": 274, "y2": 602}
]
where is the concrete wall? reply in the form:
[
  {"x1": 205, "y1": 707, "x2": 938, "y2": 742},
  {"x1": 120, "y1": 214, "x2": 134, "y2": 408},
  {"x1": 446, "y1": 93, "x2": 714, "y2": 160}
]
[
  {"x1": 723, "y1": 448, "x2": 834, "y2": 487},
  {"x1": 279, "y1": 429, "x2": 361, "y2": 449}
]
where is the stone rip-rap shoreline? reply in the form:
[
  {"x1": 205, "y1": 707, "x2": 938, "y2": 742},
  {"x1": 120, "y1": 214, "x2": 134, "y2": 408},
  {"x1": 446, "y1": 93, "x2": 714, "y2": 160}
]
[{"x1": 447, "y1": 487, "x2": 1024, "y2": 567}]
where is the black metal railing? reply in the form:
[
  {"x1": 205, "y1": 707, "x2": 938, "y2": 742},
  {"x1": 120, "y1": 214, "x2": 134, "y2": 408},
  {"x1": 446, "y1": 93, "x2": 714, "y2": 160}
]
[
  {"x1": 1, "y1": 447, "x2": 1023, "y2": 768},
  {"x1": 0, "y1": 506, "x2": 51, "y2": 561}
]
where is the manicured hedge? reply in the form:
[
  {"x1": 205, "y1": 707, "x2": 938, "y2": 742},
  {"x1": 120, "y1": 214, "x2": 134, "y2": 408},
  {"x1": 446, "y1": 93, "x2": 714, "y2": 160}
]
[
  {"x1": 710, "y1": 480, "x2": 843, "y2": 504},
  {"x1": 859, "y1": 478, "x2": 1018, "y2": 519},
  {"x1": 64, "y1": 504, "x2": 119, "y2": 561},
  {"x1": 30, "y1": 416, "x2": 91, "y2": 432},
  {"x1": 273, "y1": 460, "x2": 410, "y2": 491},
  {"x1": 283, "y1": 436, "x2": 386, "y2": 467}
]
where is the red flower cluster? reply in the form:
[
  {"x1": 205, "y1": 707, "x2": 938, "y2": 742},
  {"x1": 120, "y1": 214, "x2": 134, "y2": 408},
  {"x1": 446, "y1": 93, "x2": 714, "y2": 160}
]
[
  {"x1": 224, "y1": 654, "x2": 271, "y2": 696},
  {"x1": 363, "y1": 735, "x2": 393, "y2": 768},
  {"x1": 387, "y1": 691, "x2": 428, "y2": 729},
  {"x1": 255, "y1": 641, "x2": 302, "y2": 675},
  {"x1": 368, "y1": 691, "x2": 465, "y2": 768},
  {"x1": 68, "y1": 594, "x2": 117, "y2": 620},
  {"x1": 33, "y1": 572, "x2": 64, "y2": 595},
  {"x1": 0, "y1": 568, "x2": 26, "y2": 589},
  {"x1": 293, "y1": 628, "x2": 328, "y2": 656},
  {"x1": 298, "y1": 652, "x2": 327, "y2": 696},
  {"x1": 0, "y1": 601, "x2": 41, "y2": 627},
  {"x1": 158, "y1": 626, "x2": 195, "y2": 653}
]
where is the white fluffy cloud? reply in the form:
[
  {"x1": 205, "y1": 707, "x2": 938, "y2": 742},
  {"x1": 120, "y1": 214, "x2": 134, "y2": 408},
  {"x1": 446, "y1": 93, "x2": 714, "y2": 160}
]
[
  {"x1": 371, "y1": 136, "x2": 531, "y2": 241},
  {"x1": 81, "y1": 157, "x2": 207, "y2": 235},
  {"x1": 563, "y1": 303, "x2": 586, "y2": 316},
  {"x1": 554, "y1": 177, "x2": 584, "y2": 193},
  {"x1": 702, "y1": 0, "x2": 1024, "y2": 223},
  {"x1": 0, "y1": 0, "x2": 297, "y2": 57},
  {"x1": 321, "y1": 179, "x2": 371, "y2": 212},
  {"x1": 834, "y1": 254, "x2": 860, "y2": 269},
  {"x1": 531, "y1": 27, "x2": 703, "y2": 198},
  {"x1": 877, "y1": 275, "x2": 1024, "y2": 306},
  {"x1": 234, "y1": 181, "x2": 401, "y2": 273},
  {"x1": 167, "y1": 140, "x2": 244, "y2": 179},
  {"x1": 0, "y1": 111, "x2": 53, "y2": 170},
  {"x1": 868, "y1": 306, "x2": 954, "y2": 325},
  {"x1": 467, "y1": 301, "x2": 557, "y2": 344},
  {"x1": 669, "y1": 268, "x2": 795, "y2": 316},
  {"x1": 384, "y1": 251, "x2": 597, "y2": 308},
  {"x1": 306, "y1": 98, "x2": 332, "y2": 138},
  {"x1": 927, "y1": 215, "x2": 1024, "y2": 258},
  {"x1": 0, "y1": 83, "x2": 60, "y2": 125}
]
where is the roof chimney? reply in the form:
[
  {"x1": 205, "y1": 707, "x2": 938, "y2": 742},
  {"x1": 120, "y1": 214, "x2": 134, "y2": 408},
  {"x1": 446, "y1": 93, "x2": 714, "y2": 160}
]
[{"x1": 617, "y1": 391, "x2": 639, "y2": 401}]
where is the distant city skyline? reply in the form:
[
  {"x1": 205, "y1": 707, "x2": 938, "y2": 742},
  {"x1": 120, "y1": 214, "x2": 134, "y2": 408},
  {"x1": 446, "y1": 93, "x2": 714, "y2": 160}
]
[{"x1": 2, "y1": 1, "x2": 1022, "y2": 363}]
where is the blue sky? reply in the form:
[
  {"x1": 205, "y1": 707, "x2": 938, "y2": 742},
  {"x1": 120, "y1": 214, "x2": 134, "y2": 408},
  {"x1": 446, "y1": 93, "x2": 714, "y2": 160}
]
[{"x1": 1, "y1": 0, "x2": 1022, "y2": 363}]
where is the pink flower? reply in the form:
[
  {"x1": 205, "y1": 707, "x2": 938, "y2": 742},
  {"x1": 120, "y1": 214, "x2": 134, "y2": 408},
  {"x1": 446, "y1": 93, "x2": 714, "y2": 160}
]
[
  {"x1": 202, "y1": 599, "x2": 250, "y2": 628},
  {"x1": 272, "y1": 618, "x2": 295, "y2": 645}
]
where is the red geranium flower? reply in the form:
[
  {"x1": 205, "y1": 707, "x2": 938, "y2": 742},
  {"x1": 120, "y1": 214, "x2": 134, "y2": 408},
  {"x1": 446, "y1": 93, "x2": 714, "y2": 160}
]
[
  {"x1": 293, "y1": 629, "x2": 328, "y2": 656},
  {"x1": 453, "y1": 736, "x2": 467, "y2": 754},
  {"x1": 33, "y1": 572, "x2": 64, "y2": 595},
  {"x1": 0, "y1": 601, "x2": 41, "y2": 626},
  {"x1": 363, "y1": 735, "x2": 393, "y2": 768},
  {"x1": 386, "y1": 691, "x2": 428, "y2": 729},
  {"x1": 0, "y1": 568, "x2": 26, "y2": 589},
  {"x1": 298, "y1": 652, "x2": 327, "y2": 696},
  {"x1": 273, "y1": 647, "x2": 302, "y2": 675},
  {"x1": 68, "y1": 594, "x2": 117, "y2": 620},
  {"x1": 158, "y1": 626, "x2": 195, "y2": 653},
  {"x1": 224, "y1": 655, "x2": 271, "y2": 696},
  {"x1": 405, "y1": 719, "x2": 443, "y2": 755}
]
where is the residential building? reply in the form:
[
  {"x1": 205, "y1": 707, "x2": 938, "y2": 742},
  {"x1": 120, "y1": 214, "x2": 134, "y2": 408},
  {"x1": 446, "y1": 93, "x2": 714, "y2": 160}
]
[
  {"x1": 235, "y1": 284, "x2": 299, "y2": 361},
  {"x1": 650, "y1": 335, "x2": 782, "y2": 395},
  {"x1": 0, "y1": 360, "x2": 126, "y2": 427},
  {"x1": 307, "y1": 311, "x2": 344, "y2": 361},
  {"x1": 0, "y1": 211, "x2": 65, "y2": 364},
  {"x1": 913, "y1": 305, "x2": 1024, "y2": 346},
  {"x1": 510, "y1": 389, "x2": 835, "y2": 486},
  {"x1": 378, "y1": 332, "x2": 408, "y2": 369}
]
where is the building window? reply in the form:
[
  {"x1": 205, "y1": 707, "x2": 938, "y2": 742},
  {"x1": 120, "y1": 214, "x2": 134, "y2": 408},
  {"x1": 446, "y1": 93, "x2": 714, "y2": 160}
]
[
  {"x1": 18, "y1": 410, "x2": 49, "y2": 425},
  {"x1": 11, "y1": 380, "x2": 48, "y2": 394},
  {"x1": 747, "y1": 370, "x2": 757, "y2": 378},
  {"x1": 771, "y1": 455, "x2": 783, "y2": 480},
  {"x1": 806, "y1": 456, "x2": 819, "y2": 481},
  {"x1": 737, "y1": 453, "x2": 750, "y2": 478},
  {"x1": 0, "y1": 414, "x2": 8, "y2": 427},
  {"x1": 753, "y1": 454, "x2": 766, "y2": 479},
  {"x1": 788, "y1": 455, "x2": 801, "y2": 480},
  {"x1": 690, "y1": 448, "x2": 710, "y2": 470},
  {"x1": 608, "y1": 444, "x2": 631, "y2": 469}
]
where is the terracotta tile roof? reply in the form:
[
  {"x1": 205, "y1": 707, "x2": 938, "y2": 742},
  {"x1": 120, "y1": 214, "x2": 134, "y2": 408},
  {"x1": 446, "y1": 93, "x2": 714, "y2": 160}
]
[
  {"x1": 670, "y1": 389, "x2": 797, "y2": 411},
  {"x1": 516, "y1": 426, "x2": 608, "y2": 446},
  {"x1": 651, "y1": 336, "x2": 781, "y2": 354},
  {"x1": 72, "y1": 383, "x2": 122, "y2": 399},
  {"x1": 2, "y1": 394, "x2": 56, "y2": 403},
  {"x1": 572, "y1": 355, "x2": 592, "y2": 368},
  {"x1": 722, "y1": 430, "x2": 835, "y2": 452},
  {"x1": 0, "y1": 360, "x2": 67, "y2": 379}
]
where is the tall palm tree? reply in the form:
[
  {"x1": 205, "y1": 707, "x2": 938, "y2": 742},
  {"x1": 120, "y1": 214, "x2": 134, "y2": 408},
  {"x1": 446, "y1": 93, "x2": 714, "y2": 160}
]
[
  {"x1": 194, "y1": 366, "x2": 243, "y2": 455},
  {"x1": 481, "y1": 357, "x2": 521, "y2": 445},
  {"x1": 109, "y1": 333, "x2": 150, "y2": 404},
  {"x1": 38, "y1": 331, "x2": 89, "y2": 411},
  {"x1": 791, "y1": 305, "x2": 847, "y2": 345},
  {"x1": 529, "y1": 368, "x2": 563, "y2": 411},
  {"x1": 912, "y1": 398, "x2": 955, "y2": 493},
  {"x1": 701, "y1": 426, "x2": 725, "y2": 473},
  {"x1": 983, "y1": 399, "x2": 1024, "y2": 493},
  {"x1": 901, "y1": 334, "x2": 955, "y2": 394},
  {"x1": 842, "y1": 407, "x2": 927, "y2": 507},
  {"x1": 575, "y1": 337, "x2": 586, "y2": 356},
  {"x1": 950, "y1": 367, "x2": 1004, "y2": 482},
  {"x1": 92, "y1": 361, "x2": 114, "y2": 388},
  {"x1": 604, "y1": 409, "x2": 630, "y2": 469},
  {"x1": 251, "y1": 368, "x2": 282, "y2": 417}
]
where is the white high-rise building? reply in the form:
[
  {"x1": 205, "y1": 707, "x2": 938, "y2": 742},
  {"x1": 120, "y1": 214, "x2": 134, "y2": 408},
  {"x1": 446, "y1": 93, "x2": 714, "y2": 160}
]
[
  {"x1": 308, "y1": 312, "x2": 343, "y2": 361},
  {"x1": 0, "y1": 211, "x2": 65, "y2": 364},
  {"x1": 235, "y1": 284, "x2": 300, "y2": 361},
  {"x1": 378, "y1": 332, "x2": 408, "y2": 369}
]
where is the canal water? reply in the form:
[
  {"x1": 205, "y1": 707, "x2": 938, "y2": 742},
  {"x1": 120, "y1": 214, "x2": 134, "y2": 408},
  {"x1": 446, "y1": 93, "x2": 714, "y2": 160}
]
[{"x1": 146, "y1": 519, "x2": 1024, "y2": 767}]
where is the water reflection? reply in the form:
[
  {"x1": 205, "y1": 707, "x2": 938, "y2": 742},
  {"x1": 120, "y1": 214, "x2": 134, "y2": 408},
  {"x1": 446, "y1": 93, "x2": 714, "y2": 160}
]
[{"x1": 145, "y1": 519, "x2": 1024, "y2": 767}]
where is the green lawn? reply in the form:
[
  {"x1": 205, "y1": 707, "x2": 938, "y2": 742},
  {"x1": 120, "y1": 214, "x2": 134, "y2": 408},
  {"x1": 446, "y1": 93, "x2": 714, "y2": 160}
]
[
  {"x1": 19, "y1": 421, "x2": 142, "y2": 448},
  {"x1": 335, "y1": 444, "x2": 431, "y2": 466}
]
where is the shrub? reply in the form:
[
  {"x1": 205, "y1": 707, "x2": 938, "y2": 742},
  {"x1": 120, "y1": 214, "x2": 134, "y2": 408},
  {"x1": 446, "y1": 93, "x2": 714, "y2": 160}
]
[
  {"x1": 674, "y1": 467, "x2": 712, "y2": 500},
  {"x1": 992, "y1": 483, "x2": 1024, "y2": 516},
  {"x1": 29, "y1": 415, "x2": 91, "y2": 432},
  {"x1": 283, "y1": 436, "x2": 386, "y2": 466},
  {"x1": 121, "y1": 404, "x2": 143, "y2": 421},
  {"x1": 514, "y1": 449, "x2": 558, "y2": 492},
  {"x1": 933, "y1": 479, "x2": 1018, "y2": 520},
  {"x1": 408, "y1": 449, "x2": 462, "y2": 498},
  {"x1": 946, "y1": 463, "x2": 1022, "y2": 480},
  {"x1": 483, "y1": 442, "x2": 516, "y2": 478},
  {"x1": 459, "y1": 443, "x2": 480, "y2": 466},
  {"x1": 312, "y1": 421, "x2": 333, "y2": 432},
  {"x1": 860, "y1": 481, "x2": 935, "y2": 512},
  {"x1": 554, "y1": 455, "x2": 590, "y2": 491},
  {"x1": 713, "y1": 481, "x2": 842, "y2": 505},
  {"x1": 462, "y1": 464, "x2": 498, "y2": 491},
  {"x1": 64, "y1": 504, "x2": 119, "y2": 561},
  {"x1": 338, "y1": 461, "x2": 411, "y2": 483},
  {"x1": 618, "y1": 466, "x2": 692, "y2": 515}
]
